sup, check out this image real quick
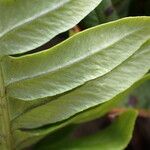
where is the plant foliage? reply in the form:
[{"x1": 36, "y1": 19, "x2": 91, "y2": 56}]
[{"x1": 0, "y1": 0, "x2": 150, "y2": 150}]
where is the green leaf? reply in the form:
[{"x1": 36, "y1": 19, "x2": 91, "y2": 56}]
[
  {"x1": 73, "y1": 74, "x2": 150, "y2": 124},
  {"x1": 13, "y1": 97, "x2": 121, "y2": 149},
  {"x1": 4, "y1": 17, "x2": 150, "y2": 101},
  {"x1": 0, "y1": 1, "x2": 102, "y2": 149},
  {"x1": 0, "y1": 8, "x2": 150, "y2": 149},
  {"x1": 12, "y1": 72, "x2": 150, "y2": 149},
  {"x1": 0, "y1": 0, "x2": 101, "y2": 55},
  {"x1": 35, "y1": 110, "x2": 138, "y2": 150},
  {"x1": 9, "y1": 17, "x2": 150, "y2": 129}
]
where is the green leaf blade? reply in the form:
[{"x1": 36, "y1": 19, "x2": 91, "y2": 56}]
[
  {"x1": 12, "y1": 74, "x2": 149, "y2": 149},
  {"x1": 4, "y1": 17, "x2": 150, "y2": 100},
  {"x1": 12, "y1": 38, "x2": 150, "y2": 129},
  {"x1": 0, "y1": 0, "x2": 101, "y2": 55}
]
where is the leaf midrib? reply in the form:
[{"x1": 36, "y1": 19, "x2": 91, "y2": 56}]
[{"x1": 0, "y1": 61, "x2": 13, "y2": 149}]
